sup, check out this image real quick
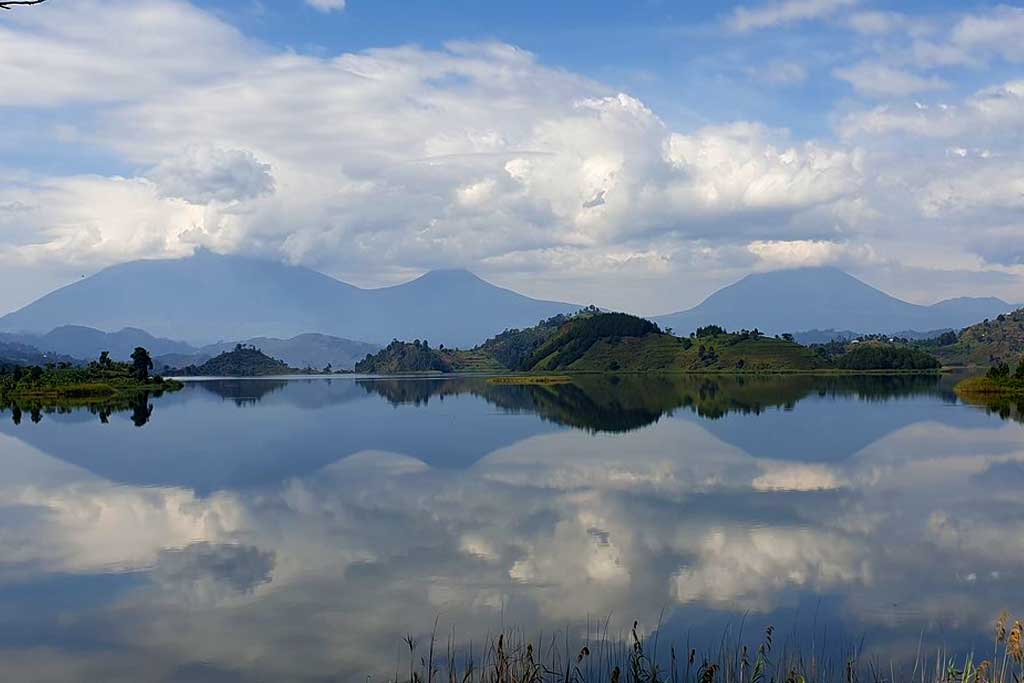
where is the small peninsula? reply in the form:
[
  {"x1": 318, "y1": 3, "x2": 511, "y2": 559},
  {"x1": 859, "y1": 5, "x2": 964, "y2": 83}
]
[{"x1": 0, "y1": 347, "x2": 182, "y2": 404}]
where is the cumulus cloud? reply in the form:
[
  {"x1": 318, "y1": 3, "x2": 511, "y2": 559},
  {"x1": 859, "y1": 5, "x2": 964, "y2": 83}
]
[
  {"x1": 0, "y1": 0, "x2": 1022, "y2": 312},
  {"x1": 727, "y1": 0, "x2": 859, "y2": 32},
  {"x1": 148, "y1": 146, "x2": 275, "y2": 204}
]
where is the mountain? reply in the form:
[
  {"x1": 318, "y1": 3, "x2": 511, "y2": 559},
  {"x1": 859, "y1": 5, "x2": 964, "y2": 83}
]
[
  {"x1": 0, "y1": 250, "x2": 579, "y2": 347},
  {"x1": 0, "y1": 325, "x2": 193, "y2": 362},
  {"x1": 654, "y1": 267, "x2": 1017, "y2": 336}
]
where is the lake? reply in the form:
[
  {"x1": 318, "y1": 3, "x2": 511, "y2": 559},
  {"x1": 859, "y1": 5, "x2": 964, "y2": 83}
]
[{"x1": 0, "y1": 374, "x2": 1022, "y2": 681}]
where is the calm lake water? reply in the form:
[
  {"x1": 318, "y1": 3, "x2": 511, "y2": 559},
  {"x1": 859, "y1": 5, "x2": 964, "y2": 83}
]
[{"x1": 0, "y1": 374, "x2": 1022, "y2": 681}]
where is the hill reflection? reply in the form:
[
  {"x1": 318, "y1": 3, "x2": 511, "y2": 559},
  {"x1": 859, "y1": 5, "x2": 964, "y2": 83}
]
[{"x1": 357, "y1": 374, "x2": 949, "y2": 432}]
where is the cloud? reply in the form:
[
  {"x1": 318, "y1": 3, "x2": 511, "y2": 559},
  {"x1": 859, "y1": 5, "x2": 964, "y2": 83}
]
[
  {"x1": 306, "y1": 0, "x2": 346, "y2": 12},
  {"x1": 148, "y1": 146, "x2": 275, "y2": 204},
  {"x1": 746, "y1": 239, "x2": 877, "y2": 269},
  {"x1": 727, "y1": 0, "x2": 858, "y2": 33},
  {"x1": 833, "y1": 62, "x2": 948, "y2": 98},
  {"x1": 951, "y1": 5, "x2": 1024, "y2": 63},
  {"x1": 839, "y1": 80, "x2": 1024, "y2": 139}
]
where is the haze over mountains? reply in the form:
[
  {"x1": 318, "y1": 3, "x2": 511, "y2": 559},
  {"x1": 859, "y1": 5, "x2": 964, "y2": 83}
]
[
  {"x1": 0, "y1": 253, "x2": 1019, "y2": 352},
  {"x1": 653, "y1": 267, "x2": 1017, "y2": 336}
]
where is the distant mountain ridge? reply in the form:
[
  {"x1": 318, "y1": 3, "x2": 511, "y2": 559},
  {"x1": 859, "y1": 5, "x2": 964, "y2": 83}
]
[
  {"x1": 654, "y1": 267, "x2": 1017, "y2": 336},
  {"x1": 0, "y1": 250, "x2": 579, "y2": 347}
]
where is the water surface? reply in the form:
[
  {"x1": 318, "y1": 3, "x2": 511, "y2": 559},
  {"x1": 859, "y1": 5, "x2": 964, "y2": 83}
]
[{"x1": 0, "y1": 374, "x2": 1021, "y2": 681}]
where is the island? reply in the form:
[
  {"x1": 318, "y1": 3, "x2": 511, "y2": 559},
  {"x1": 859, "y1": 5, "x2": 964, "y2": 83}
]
[
  {"x1": 166, "y1": 344, "x2": 302, "y2": 377},
  {"x1": 354, "y1": 310, "x2": 944, "y2": 375}
]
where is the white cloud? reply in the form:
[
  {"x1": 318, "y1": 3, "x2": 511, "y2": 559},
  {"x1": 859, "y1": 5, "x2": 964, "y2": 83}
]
[
  {"x1": 951, "y1": 5, "x2": 1024, "y2": 63},
  {"x1": 746, "y1": 239, "x2": 876, "y2": 269},
  {"x1": 306, "y1": 0, "x2": 346, "y2": 12},
  {"x1": 833, "y1": 62, "x2": 948, "y2": 98},
  {"x1": 148, "y1": 146, "x2": 275, "y2": 204},
  {"x1": 727, "y1": 0, "x2": 858, "y2": 33}
]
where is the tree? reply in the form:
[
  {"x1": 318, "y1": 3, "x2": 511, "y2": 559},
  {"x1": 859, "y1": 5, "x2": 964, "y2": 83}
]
[
  {"x1": 130, "y1": 347, "x2": 153, "y2": 380},
  {"x1": 1015, "y1": 358, "x2": 1024, "y2": 381},
  {"x1": 98, "y1": 351, "x2": 111, "y2": 368},
  {"x1": 781, "y1": 333, "x2": 794, "y2": 342}
]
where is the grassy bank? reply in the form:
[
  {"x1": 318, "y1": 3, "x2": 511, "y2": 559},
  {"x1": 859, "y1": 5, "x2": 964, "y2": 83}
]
[
  {"x1": 955, "y1": 376, "x2": 1024, "y2": 398},
  {"x1": 0, "y1": 360, "x2": 183, "y2": 405}
]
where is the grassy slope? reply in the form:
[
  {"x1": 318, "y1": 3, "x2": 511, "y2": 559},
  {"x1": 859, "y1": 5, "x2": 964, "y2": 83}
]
[
  {"x1": 935, "y1": 308, "x2": 1024, "y2": 367},
  {"x1": 538, "y1": 332, "x2": 829, "y2": 373}
]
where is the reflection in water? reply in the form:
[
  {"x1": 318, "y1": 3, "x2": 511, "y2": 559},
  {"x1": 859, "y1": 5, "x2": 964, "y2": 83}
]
[
  {"x1": 2, "y1": 391, "x2": 161, "y2": 427},
  {"x1": 0, "y1": 374, "x2": 1021, "y2": 681}
]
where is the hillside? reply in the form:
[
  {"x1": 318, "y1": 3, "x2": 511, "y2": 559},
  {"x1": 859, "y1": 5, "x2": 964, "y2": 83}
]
[
  {"x1": 0, "y1": 250, "x2": 578, "y2": 347},
  {"x1": 933, "y1": 309, "x2": 1024, "y2": 367},
  {"x1": 170, "y1": 345, "x2": 298, "y2": 377},
  {"x1": 0, "y1": 341, "x2": 78, "y2": 370},
  {"x1": 355, "y1": 312, "x2": 903, "y2": 375},
  {"x1": 654, "y1": 267, "x2": 1015, "y2": 336},
  {"x1": 0, "y1": 325, "x2": 193, "y2": 361},
  {"x1": 354, "y1": 340, "x2": 453, "y2": 374}
]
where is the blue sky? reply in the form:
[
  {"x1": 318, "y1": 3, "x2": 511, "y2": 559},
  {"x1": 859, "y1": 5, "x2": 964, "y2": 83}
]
[{"x1": 1, "y1": 0, "x2": 1023, "y2": 314}]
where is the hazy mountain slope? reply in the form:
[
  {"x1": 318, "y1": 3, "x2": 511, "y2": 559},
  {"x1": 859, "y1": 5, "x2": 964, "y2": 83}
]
[
  {"x1": 0, "y1": 325, "x2": 194, "y2": 361},
  {"x1": 0, "y1": 251, "x2": 577, "y2": 347},
  {"x1": 654, "y1": 267, "x2": 1015, "y2": 335},
  {"x1": 0, "y1": 341, "x2": 78, "y2": 368}
]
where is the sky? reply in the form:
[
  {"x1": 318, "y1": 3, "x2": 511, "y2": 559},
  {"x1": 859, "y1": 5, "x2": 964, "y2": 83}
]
[{"x1": 1, "y1": 0, "x2": 1023, "y2": 315}]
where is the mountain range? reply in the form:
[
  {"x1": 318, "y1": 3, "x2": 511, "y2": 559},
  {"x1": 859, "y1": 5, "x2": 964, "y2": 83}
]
[
  {"x1": 0, "y1": 253, "x2": 1019, "y2": 347},
  {"x1": 0, "y1": 326, "x2": 380, "y2": 371},
  {"x1": 0, "y1": 250, "x2": 578, "y2": 347},
  {"x1": 653, "y1": 267, "x2": 1017, "y2": 336}
]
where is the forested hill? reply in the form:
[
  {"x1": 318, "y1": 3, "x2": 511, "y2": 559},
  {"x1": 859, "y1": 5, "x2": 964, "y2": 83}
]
[
  {"x1": 354, "y1": 311, "x2": 941, "y2": 375},
  {"x1": 169, "y1": 345, "x2": 298, "y2": 377},
  {"x1": 932, "y1": 308, "x2": 1024, "y2": 368}
]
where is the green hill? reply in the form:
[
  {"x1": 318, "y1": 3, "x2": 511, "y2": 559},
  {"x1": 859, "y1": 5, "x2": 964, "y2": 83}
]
[
  {"x1": 932, "y1": 308, "x2": 1024, "y2": 368},
  {"x1": 171, "y1": 344, "x2": 298, "y2": 377},
  {"x1": 355, "y1": 340, "x2": 453, "y2": 374},
  {"x1": 350, "y1": 312, "x2": 944, "y2": 375}
]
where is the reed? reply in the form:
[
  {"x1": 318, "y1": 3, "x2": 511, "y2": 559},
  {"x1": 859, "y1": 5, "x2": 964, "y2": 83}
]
[{"x1": 387, "y1": 613, "x2": 1024, "y2": 683}]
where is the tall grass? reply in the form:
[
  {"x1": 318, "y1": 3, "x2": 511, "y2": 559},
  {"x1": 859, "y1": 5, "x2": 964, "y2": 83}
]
[{"x1": 389, "y1": 613, "x2": 1024, "y2": 683}]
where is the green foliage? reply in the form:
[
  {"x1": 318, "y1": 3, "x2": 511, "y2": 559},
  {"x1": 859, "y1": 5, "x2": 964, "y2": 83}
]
[
  {"x1": 835, "y1": 345, "x2": 941, "y2": 370},
  {"x1": 526, "y1": 312, "x2": 660, "y2": 370},
  {"x1": 694, "y1": 324, "x2": 726, "y2": 338},
  {"x1": 354, "y1": 339, "x2": 453, "y2": 374},
  {"x1": 130, "y1": 346, "x2": 153, "y2": 380},
  {"x1": 1016, "y1": 357, "x2": 1024, "y2": 380},
  {"x1": 0, "y1": 346, "x2": 180, "y2": 405},
  {"x1": 988, "y1": 362, "x2": 1011, "y2": 380},
  {"x1": 478, "y1": 314, "x2": 570, "y2": 371}
]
